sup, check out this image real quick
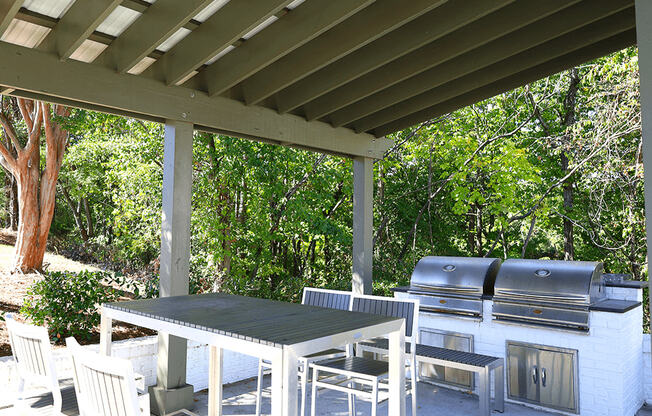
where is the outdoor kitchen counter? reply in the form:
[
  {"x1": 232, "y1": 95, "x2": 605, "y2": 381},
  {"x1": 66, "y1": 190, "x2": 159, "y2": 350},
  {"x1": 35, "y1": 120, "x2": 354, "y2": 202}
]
[{"x1": 589, "y1": 299, "x2": 642, "y2": 313}]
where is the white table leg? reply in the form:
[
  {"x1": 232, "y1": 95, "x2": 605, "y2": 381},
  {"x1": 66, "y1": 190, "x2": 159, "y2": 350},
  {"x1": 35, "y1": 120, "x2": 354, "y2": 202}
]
[
  {"x1": 99, "y1": 312, "x2": 112, "y2": 356},
  {"x1": 282, "y1": 348, "x2": 299, "y2": 416},
  {"x1": 271, "y1": 349, "x2": 284, "y2": 416},
  {"x1": 209, "y1": 346, "x2": 223, "y2": 416},
  {"x1": 388, "y1": 321, "x2": 406, "y2": 416}
]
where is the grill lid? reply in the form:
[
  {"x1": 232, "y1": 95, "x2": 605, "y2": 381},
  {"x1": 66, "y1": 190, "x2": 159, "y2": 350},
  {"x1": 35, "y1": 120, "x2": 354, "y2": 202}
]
[
  {"x1": 493, "y1": 259, "x2": 605, "y2": 305},
  {"x1": 409, "y1": 256, "x2": 501, "y2": 296}
]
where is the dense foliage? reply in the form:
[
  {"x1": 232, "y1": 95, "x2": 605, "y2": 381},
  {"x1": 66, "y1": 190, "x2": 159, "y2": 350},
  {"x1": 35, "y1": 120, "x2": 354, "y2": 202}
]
[
  {"x1": 21, "y1": 271, "x2": 118, "y2": 341},
  {"x1": 2, "y1": 48, "x2": 647, "y2": 326}
]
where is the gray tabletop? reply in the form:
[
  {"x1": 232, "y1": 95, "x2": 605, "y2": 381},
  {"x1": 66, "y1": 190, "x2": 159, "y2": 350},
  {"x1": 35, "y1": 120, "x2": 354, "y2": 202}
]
[{"x1": 104, "y1": 292, "x2": 399, "y2": 348}]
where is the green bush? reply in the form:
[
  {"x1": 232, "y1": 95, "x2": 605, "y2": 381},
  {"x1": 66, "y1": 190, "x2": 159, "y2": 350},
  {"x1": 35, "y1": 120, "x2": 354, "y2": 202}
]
[{"x1": 21, "y1": 270, "x2": 118, "y2": 342}]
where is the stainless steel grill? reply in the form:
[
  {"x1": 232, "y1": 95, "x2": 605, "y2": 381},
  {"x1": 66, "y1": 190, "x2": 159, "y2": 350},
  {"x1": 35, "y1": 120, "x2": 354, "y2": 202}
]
[
  {"x1": 407, "y1": 256, "x2": 501, "y2": 318},
  {"x1": 492, "y1": 259, "x2": 606, "y2": 332}
]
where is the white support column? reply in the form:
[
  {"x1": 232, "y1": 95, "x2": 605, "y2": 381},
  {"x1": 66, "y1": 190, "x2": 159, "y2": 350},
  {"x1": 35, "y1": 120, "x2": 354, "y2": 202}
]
[
  {"x1": 353, "y1": 156, "x2": 373, "y2": 294},
  {"x1": 149, "y1": 120, "x2": 195, "y2": 415},
  {"x1": 636, "y1": 0, "x2": 652, "y2": 364}
]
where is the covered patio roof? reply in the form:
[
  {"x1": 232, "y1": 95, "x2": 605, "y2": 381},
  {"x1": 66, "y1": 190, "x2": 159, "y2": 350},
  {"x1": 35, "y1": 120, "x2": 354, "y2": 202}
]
[
  {"x1": 0, "y1": 0, "x2": 649, "y2": 414},
  {"x1": 0, "y1": 0, "x2": 637, "y2": 158}
]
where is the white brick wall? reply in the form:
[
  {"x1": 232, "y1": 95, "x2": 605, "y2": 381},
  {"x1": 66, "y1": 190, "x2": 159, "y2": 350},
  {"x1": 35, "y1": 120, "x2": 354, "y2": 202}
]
[
  {"x1": 396, "y1": 290, "x2": 646, "y2": 416},
  {"x1": 644, "y1": 334, "x2": 652, "y2": 406},
  {"x1": 0, "y1": 336, "x2": 258, "y2": 407}
]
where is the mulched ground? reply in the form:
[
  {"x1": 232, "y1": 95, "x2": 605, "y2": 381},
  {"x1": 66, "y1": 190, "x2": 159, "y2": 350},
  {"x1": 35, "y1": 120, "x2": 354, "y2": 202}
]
[{"x1": 0, "y1": 229, "x2": 154, "y2": 357}]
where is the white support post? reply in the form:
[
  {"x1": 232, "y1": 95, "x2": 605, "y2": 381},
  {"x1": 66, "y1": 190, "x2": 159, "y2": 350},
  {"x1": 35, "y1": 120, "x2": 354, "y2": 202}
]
[
  {"x1": 636, "y1": 0, "x2": 652, "y2": 365},
  {"x1": 149, "y1": 120, "x2": 195, "y2": 415},
  {"x1": 353, "y1": 156, "x2": 374, "y2": 294}
]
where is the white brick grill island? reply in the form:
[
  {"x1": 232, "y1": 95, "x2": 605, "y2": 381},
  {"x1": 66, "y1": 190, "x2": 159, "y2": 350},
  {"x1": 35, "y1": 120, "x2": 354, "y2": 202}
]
[{"x1": 395, "y1": 284, "x2": 646, "y2": 416}]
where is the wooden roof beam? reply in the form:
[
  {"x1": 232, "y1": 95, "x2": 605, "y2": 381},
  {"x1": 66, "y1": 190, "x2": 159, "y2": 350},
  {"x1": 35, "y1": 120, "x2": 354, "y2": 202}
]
[
  {"x1": 197, "y1": 0, "x2": 374, "y2": 96},
  {"x1": 38, "y1": 0, "x2": 122, "y2": 59},
  {"x1": 98, "y1": 0, "x2": 214, "y2": 73},
  {"x1": 371, "y1": 30, "x2": 637, "y2": 137},
  {"x1": 353, "y1": 8, "x2": 635, "y2": 132},
  {"x1": 147, "y1": 0, "x2": 295, "y2": 86},
  {"x1": 274, "y1": 0, "x2": 515, "y2": 114},
  {"x1": 0, "y1": 0, "x2": 24, "y2": 37},
  {"x1": 0, "y1": 40, "x2": 391, "y2": 159},
  {"x1": 303, "y1": 0, "x2": 583, "y2": 123},
  {"x1": 335, "y1": 0, "x2": 634, "y2": 129},
  {"x1": 236, "y1": 0, "x2": 448, "y2": 105}
]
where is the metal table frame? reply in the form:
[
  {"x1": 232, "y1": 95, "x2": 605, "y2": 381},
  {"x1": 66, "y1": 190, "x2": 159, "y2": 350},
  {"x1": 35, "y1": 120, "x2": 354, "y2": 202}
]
[{"x1": 99, "y1": 294, "x2": 406, "y2": 416}]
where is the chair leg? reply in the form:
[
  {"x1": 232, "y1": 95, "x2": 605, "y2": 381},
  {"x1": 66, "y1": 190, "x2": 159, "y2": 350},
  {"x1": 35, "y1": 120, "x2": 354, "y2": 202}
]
[
  {"x1": 255, "y1": 359, "x2": 264, "y2": 416},
  {"x1": 300, "y1": 360, "x2": 308, "y2": 416},
  {"x1": 410, "y1": 359, "x2": 418, "y2": 416},
  {"x1": 311, "y1": 368, "x2": 318, "y2": 416},
  {"x1": 347, "y1": 378, "x2": 355, "y2": 416},
  {"x1": 371, "y1": 378, "x2": 378, "y2": 416},
  {"x1": 51, "y1": 385, "x2": 62, "y2": 415}
]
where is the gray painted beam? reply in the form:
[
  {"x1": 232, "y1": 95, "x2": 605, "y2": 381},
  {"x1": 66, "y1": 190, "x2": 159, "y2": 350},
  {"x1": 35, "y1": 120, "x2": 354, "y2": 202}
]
[
  {"x1": 151, "y1": 119, "x2": 194, "y2": 415},
  {"x1": 352, "y1": 7, "x2": 636, "y2": 133},
  {"x1": 635, "y1": 0, "x2": 652, "y2": 349},
  {"x1": 304, "y1": 0, "x2": 583, "y2": 123},
  {"x1": 238, "y1": 0, "x2": 447, "y2": 105},
  {"x1": 98, "y1": 0, "x2": 213, "y2": 73},
  {"x1": 353, "y1": 156, "x2": 373, "y2": 295},
  {"x1": 38, "y1": 0, "x2": 122, "y2": 59},
  {"x1": 200, "y1": 0, "x2": 374, "y2": 97},
  {"x1": 0, "y1": 41, "x2": 391, "y2": 158},
  {"x1": 371, "y1": 30, "x2": 636, "y2": 137},
  {"x1": 147, "y1": 0, "x2": 293, "y2": 87},
  {"x1": 274, "y1": 0, "x2": 515, "y2": 114},
  {"x1": 0, "y1": 0, "x2": 23, "y2": 37}
]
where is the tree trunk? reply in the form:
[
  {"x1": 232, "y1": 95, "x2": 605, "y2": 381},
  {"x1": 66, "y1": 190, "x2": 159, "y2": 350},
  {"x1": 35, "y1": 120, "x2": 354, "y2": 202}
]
[
  {"x1": 0, "y1": 99, "x2": 70, "y2": 272},
  {"x1": 561, "y1": 152, "x2": 574, "y2": 260},
  {"x1": 561, "y1": 68, "x2": 580, "y2": 261},
  {"x1": 10, "y1": 174, "x2": 18, "y2": 230}
]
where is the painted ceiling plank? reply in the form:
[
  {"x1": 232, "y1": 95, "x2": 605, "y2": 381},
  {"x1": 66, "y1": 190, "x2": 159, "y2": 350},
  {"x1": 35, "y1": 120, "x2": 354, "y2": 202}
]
[
  {"x1": 372, "y1": 30, "x2": 636, "y2": 137},
  {"x1": 148, "y1": 0, "x2": 294, "y2": 86},
  {"x1": 238, "y1": 0, "x2": 448, "y2": 105},
  {"x1": 39, "y1": 0, "x2": 122, "y2": 59},
  {"x1": 0, "y1": 0, "x2": 24, "y2": 37},
  {"x1": 99, "y1": 0, "x2": 213, "y2": 73},
  {"x1": 336, "y1": 0, "x2": 634, "y2": 129},
  {"x1": 200, "y1": 0, "x2": 374, "y2": 97},
  {"x1": 304, "y1": 0, "x2": 584, "y2": 123},
  {"x1": 274, "y1": 0, "x2": 515, "y2": 114},
  {"x1": 355, "y1": 9, "x2": 635, "y2": 132}
]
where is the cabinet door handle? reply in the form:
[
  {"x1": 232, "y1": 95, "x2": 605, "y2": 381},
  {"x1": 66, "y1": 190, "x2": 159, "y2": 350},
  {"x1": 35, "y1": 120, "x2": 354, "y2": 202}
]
[
  {"x1": 541, "y1": 368, "x2": 547, "y2": 387},
  {"x1": 532, "y1": 366, "x2": 538, "y2": 384}
]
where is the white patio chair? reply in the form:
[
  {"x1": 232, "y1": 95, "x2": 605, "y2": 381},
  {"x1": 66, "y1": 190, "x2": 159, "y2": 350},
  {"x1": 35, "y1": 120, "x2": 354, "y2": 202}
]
[
  {"x1": 255, "y1": 287, "x2": 351, "y2": 416},
  {"x1": 5, "y1": 313, "x2": 73, "y2": 415},
  {"x1": 309, "y1": 294, "x2": 420, "y2": 416},
  {"x1": 66, "y1": 336, "x2": 152, "y2": 416}
]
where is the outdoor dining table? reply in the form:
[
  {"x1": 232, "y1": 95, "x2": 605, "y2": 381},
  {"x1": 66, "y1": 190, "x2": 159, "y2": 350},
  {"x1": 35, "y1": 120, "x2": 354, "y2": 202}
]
[{"x1": 99, "y1": 292, "x2": 407, "y2": 416}]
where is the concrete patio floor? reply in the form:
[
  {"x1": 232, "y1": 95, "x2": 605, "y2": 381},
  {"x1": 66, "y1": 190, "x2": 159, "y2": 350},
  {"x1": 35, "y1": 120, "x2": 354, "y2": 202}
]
[
  {"x1": 3, "y1": 376, "x2": 651, "y2": 415},
  {"x1": 189, "y1": 376, "x2": 594, "y2": 416}
]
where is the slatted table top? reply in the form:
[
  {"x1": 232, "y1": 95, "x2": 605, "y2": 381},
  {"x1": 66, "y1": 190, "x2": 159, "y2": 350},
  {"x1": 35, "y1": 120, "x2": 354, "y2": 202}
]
[{"x1": 104, "y1": 293, "x2": 401, "y2": 348}]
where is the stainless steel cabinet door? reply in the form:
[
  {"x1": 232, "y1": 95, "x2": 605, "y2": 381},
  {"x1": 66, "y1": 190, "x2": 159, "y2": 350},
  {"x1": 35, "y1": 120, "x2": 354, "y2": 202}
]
[
  {"x1": 538, "y1": 349, "x2": 578, "y2": 412},
  {"x1": 420, "y1": 329, "x2": 473, "y2": 389},
  {"x1": 507, "y1": 343, "x2": 538, "y2": 402}
]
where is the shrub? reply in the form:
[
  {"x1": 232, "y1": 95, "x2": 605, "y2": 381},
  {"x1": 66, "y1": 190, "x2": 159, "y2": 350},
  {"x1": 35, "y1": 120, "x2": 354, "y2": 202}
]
[{"x1": 21, "y1": 270, "x2": 118, "y2": 342}]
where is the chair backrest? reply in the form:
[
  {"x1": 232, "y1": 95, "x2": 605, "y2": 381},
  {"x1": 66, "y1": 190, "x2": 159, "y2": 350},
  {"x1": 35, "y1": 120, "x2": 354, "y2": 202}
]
[
  {"x1": 67, "y1": 338, "x2": 141, "y2": 416},
  {"x1": 302, "y1": 287, "x2": 351, "y2": 311},
  {"x1": 5, "y1": 314, "x2": 59, "y2": 386},
  {"x1": 350, "y1": 294, "x2": 420, "y2": 345}
]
